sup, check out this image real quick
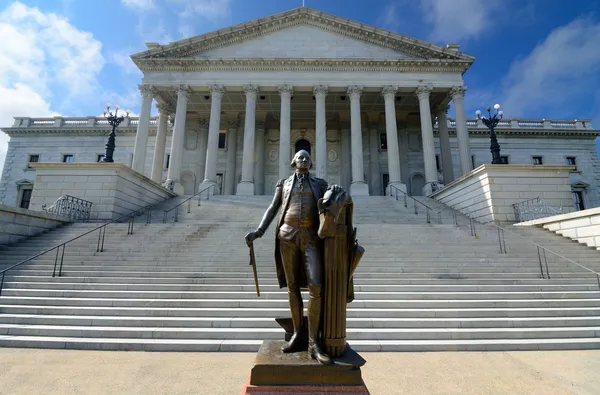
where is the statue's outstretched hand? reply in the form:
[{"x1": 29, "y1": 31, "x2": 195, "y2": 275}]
[{"x1": 245, "y1": 231, "x2": 261, "y2": 247}]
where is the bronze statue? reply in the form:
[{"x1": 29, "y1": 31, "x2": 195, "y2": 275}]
[{"x1": 245, "y1": 150, "x2": 363, "y2": 364}]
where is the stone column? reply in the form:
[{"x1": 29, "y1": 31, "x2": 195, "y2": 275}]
[
  {"x1": 416, "y1": 85, "x2": 438, "y2": 196},
  {"x1": 314, "y1": 85, "x2": 328, "y2": 179},
  {"x1": 382, "y1": 86, "x2": 406, "y2": 193},
  {"x1": 150, "y1": 103, "x2": 171, "y2": 183},
  {"x1": 196, "y1": 119, "x2": 209, "y2": 191},
  {"x1": 340, "y1": 123, "x2": 351, "y2": 192},
  {"x1": 368, "y1": 121, "x2": 381, "y2": 195},
  {"x1": 254, "y1": 121, "x2": 266, "y2": 195},
  {"x1": 166, "y1": 85, "x2": 191, "y2": 195},
  {"x1": 451, "y1": 86, "x2": 472, "y2": 175},
  {"x1": 132, "y1": 84, "x2": 156, "y2": 175},
  {"x1": 202, "y1": 85, "x2": 225, "y2": 188},
  {"x1": 348, "y1": 86, "x2": 369, "y2": 196},
  {"x1": 237, "y1": 84, "x2": 258, "y2": 195},
  {"x1": 278, "y1": 85, "x2": 293, "y2": 180},
  {"x1": 224, "y1": 119, "x2": 239, "y2": 195},
  {"x1": 436, "y1": 106, "x2": 454, "y2": 184}
]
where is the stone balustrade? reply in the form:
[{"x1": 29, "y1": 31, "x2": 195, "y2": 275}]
[{"x1": 13, "y1": 116, "x2": 593, "y2": 131}]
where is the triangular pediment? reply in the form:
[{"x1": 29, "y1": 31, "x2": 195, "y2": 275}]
[
  {"x1": 190, "y1": 25, "x2": 418, "y2": 60},
  {"x1": 132, "y1": 8, "x2": 474, "y2": 65}
]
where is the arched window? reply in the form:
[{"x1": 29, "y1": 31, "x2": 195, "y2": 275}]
[{"x1": 294, "y1": 139, "x2": 311, "y2": 155}]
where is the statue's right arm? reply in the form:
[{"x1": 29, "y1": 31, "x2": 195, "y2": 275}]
[{"x1": 255, "y1": 180, "x2": 284, "y2": 236}]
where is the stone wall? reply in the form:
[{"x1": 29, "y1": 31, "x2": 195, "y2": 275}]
[
  {"x1": 515, "y1": 207, "x2": 600, "y2": 250},
  {"x1": 29, "y1": 163, "x2": 177, "y2": 221},
  {"x1": 430, "y1": 165, "x2": 576, "y2": 223},
  {"x1": 0, "y1": 205, "x2": 68, "y2": 246}
]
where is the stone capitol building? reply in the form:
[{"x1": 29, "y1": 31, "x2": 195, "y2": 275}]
[{"x1": 1, "y1": 7, "x2": 599, "y2": 210}]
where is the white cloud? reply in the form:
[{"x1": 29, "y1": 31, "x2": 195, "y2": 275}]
[
  {"x1": 168, "y1": 0, "x2": 231, "y2": 37},
  {"x1": 421, "y1": 0, "x2": 502, "y2": 43},
  {"x1": 0, "y1": 1, "x2": 105, "y2": 174},
  {"x1": 376, "y1": 2, "x2": 399, "y2": 31},
  {"x1": 111, "y1": 50, "x2": 142, "y2": 76},
  {"x1": 121, "y1": 0, "x2": 156, "y2": 10},
  {"x1": 499, "y1": 18, "x2": 600, "y2": 122}
]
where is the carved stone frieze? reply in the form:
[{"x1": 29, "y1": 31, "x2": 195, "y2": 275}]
[{"x1": 268, "y1": 149, "x2": 278, "y2": 162}]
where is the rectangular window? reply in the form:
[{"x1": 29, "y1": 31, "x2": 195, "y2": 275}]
[
  {"x1": 500, "y1": 156, "x2": 509, "y2": 164},
  {"x1": 218, "y1": 131, "x2": 227, "y2": 149},
  {"x1": 165, "y1": 154, "x2": 170, "y2": 169},
  {"x1": 62, "y1": 154, "x2": 74, "y2": 163},
  {"x1": 573, "y1": 191, "x2": 585, "y2": 211},
  {"x1": 532, "y1": 156, "x2": 543, "y2": 165},
  {"x1": 20, "y1": 189, "x2": 32, "y2": 209},
  {"x1": 471, "y1": 155, "x2": 476, "y2": 169},
  {"x1": 566, "y1": 156, "x2": 577, "y2": 169},
  {"x1": 27, "y1": 154, "x2": 39, "y2": 168},
  {"x1": 97, "y1": 154, "x2": 105, "y2": 162},
  {"x1": 435, "y1": 155, "x2": 441, "y2": 171},
  {"x1": 380, "y1": 132, "x2": 387, "y2": 151}
]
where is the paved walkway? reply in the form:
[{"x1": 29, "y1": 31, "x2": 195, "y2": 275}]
[{"x1": 0, "y1": 349, "x2": 598, "y2": 394}]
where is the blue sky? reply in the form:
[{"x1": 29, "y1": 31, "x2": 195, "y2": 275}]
[{"x1": 1, "y1": 0, "x2": 600, "y2": 174}]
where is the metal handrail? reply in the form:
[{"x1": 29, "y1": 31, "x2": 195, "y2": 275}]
[
  {"x1": 0, "y1": 199, "x2": 169, "y2": 296},
  {"x1": 163, "y1": 184, "x2": 215, "y2": 223},
  {"x1": 389, "y1": 185, "x2": 438, "y2": 223},
  {"x1": 513, "y1": 197, "x2": 563, "y2": 222},
  {"x1": 431, "y1": 199, "x2": 600, "y2": 287}
]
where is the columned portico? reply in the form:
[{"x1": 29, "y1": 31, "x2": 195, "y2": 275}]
[
  {"x1": 202, "y1": 85, "x2": 225, "y2": 190},
  {"x1": 150, "y1": 103, "x2": 171, "y2": 183},
  {"x1": 416, "y1": 85, "x2": 439, "y2": 196},
  {"x1": 451, "y1": 86, "x2": 472, "y2": 175},
  {"x1": 166, "y1": 85, "x2": 191, "y2": 194},
  {"x1": 132, "y1": 84, "x2": 156, "y2": 175},
  {"x1": 348, "y1": 86, "x2": 369, "y2": 196},
  {"x1": 382, "y1": 86, "x2": 406, "y2": 194},
  {"x1": 436, "y1": 106, "x2": 454, "y2": 184},
  {"x1": 314, "y1": 85, "x2": 328, "y2": 179},
  {"x1": 238, "y1": 85, "x2": 259, "y2": 195}
]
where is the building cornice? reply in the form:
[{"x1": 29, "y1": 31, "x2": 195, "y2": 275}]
[{"x1": 131, "y1": 8, "x2": 474, "y2": 71}]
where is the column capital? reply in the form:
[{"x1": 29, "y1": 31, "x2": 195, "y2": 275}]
[
  {"x1": 228, "y1": 119, "x2": 240, "y2": 130},
  {"x1": 381, "y1": 85, "x2": 398, "y2": 99},
  {"x1": 139, "y1": 84, "x2": 157, "y2": 98},
  {"x1": 415, "y1": 85, "x2": 433, "y2": 100},
  {"x1": 313, "y1": 85, "x2": 328, "y2": 97},
  {"x1": 347, "y1": 85, "x2": 363, "y2": 98},
  {"x1": 210, "y1": 84, "x2": 226, "y2": 97},
  {"x1": 199, "y1": 118, "x2": 210, "y2": 129},
  {"x1": 156, "y1": 102, "x2": 174, "y2": 116},
  {"x1": 243, "y1": 84, "x2": 259, "y2": 96},
  {"x1": 449, "y1": 85, "x2": 468, "y2": 100},
  {"x1": 175, "y1": 85, "x2": 192, "y2": 99},
  {"x1": 278, "y1": 84, "x2": 294, "y2": 95}
]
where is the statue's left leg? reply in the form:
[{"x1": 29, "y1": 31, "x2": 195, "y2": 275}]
[{"x1": 304, "y1": 236, "x2": 332, "y2": 365}]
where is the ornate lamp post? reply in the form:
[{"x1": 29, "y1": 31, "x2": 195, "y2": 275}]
[
  {"x1": 476, "y1": 103, "x2": 504, "y2": 164},
  {"x1": 102, "y1": 103, "x2": 130, "y2": 163}
]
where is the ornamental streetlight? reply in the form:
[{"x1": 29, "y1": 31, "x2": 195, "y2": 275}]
[
  {"x1": 476, "y1": 103, "x2": 504, "y2": 164},
  {"x1": 102, "y1": 103, "x2": 130, "y2": 163}
]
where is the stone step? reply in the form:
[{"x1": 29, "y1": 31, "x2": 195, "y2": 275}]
[
  {"x1": 1, "y1": 296, "x2": 599, "y2": 308},
  {"x1": 2, "y1": 289, "x2": 599, "y2": 300},
  {"x1": 2, "y1": 304, "x2": 599, "y2": 318},
  {"x1": 3, "y1": 314, "x2": 600, "y2": 329},
  {"x1": 5, "y1": 281, "x2": 599, "y2": 292}
]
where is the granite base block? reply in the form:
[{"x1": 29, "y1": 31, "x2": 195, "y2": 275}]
[{"x1": 241, "y1": 340, "x2": 369, "y2": 395}]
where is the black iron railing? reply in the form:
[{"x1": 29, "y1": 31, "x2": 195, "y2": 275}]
[
  {"x1": 42, "y1": 195, "x2": 93, "y2": 222},
  {"x1": 0, "y1": 199, "x2": 166, "y2": 296},
  {"x1": 513, "y1": 197, "x2": 563, "y2": 222},
  {"x1": 163, "y1": 184, "x2": 215, "y2": 223}
]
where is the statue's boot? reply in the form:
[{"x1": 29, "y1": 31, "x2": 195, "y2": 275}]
[
  {"x1": 282, "y1": 288, "x2": 304, "y2": 353},
  {"x1": 309, "y1": 341, "x2": 332, "y2": 365},
  {"x1": 307, "y1": 295, "x2": 332, "y2": 365}
]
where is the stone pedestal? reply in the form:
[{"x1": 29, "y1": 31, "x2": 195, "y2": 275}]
[{"x1": 241, "y1": 340, "x2": 369, "y2": 394}]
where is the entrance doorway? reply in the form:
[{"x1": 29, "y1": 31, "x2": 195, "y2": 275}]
[
  {"x1": 410, "y1": 173, "x2": 425, "y2": 196},
  {"x1": 382, "y1": 173, "x2": 389, "y2": 195},
  {"x1": 216, "y1": 173, "x2": 224, "y2": 195},
  {"x1": 294, "y1": 139, "x2": 311, "y2": 155}
]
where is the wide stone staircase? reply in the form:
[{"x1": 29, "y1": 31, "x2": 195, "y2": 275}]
[{"x1": 0, "y1": 194, "x2": 599, "y2": 351}]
